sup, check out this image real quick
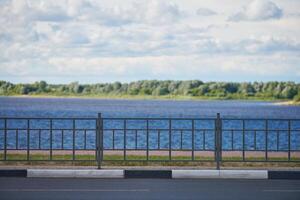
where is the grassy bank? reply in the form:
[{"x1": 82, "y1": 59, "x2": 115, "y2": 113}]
[
  {"x1": 3, "y1": 94, "x2": 300, "y2": 106},
  {"x1": 0, "y1": 93, "x2": 289, "y2": 102}
]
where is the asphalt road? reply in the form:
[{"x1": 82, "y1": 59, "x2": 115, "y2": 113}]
[{"x1": 0, "y1": 178, "x2": 300, "y2": 200}]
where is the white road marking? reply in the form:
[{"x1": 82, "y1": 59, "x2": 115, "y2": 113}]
[
  {"x1": 0, "y1": 189, "x2": 150, "y2": 192},
  {"x1": 263, "y1": 190, "x2": 300, "y2": 193}
]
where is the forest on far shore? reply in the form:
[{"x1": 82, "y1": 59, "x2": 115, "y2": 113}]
[{"x1": 0, "y1": 80, "x2": 300, "y2": 102}]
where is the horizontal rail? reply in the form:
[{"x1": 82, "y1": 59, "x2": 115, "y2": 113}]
[
  {"x1": 222, "y1": 118, "x2": 300, "y2": 121},
  {"x1": 0, "y1": 117, "x2": 97, "y2": 120},
  {"x1": 1, "y1": 117, "x2": 300, "y2": 120},
  {"x1": 1, "y1": 128, "x2": 299, "y2": 132},
  {"x1": 102, "y1": 117, "x2": 216, "y2": 120},
  {"x1": 0, "y1": 128, "x2": 96, "y2": 131}
]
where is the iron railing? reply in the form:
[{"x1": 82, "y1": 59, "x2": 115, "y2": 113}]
[{"x1": 0, "y1": 113, "x2": 299, "y2": 169}]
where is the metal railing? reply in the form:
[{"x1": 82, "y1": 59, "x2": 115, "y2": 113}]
[
  {"x1": 0, "y1": 117, "x2": 98, "y2": 163},
  {"x1": 0, "y1": 113, "x2": 299, "y2": 169}
]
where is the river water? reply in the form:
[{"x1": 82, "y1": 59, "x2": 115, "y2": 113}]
[{"x1": 0, "y1": 97, "x2": 299, "y2": 151}]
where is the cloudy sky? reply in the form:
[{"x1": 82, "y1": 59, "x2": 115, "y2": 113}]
[{"x1": 0, "y1": 0, "x2": 299, "y2": 83}]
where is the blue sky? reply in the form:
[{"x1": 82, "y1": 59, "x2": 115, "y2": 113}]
[{"x1": 0, "y1": 0, "x2": 299, "y2": 83}]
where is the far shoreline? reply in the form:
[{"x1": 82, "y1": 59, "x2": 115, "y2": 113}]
[
  {"x1": 0, "y1": 94, "x2": 299, "y2": 105},
  {"x1": 272, "y1": 100, "x2": 300, "y2": 106}
]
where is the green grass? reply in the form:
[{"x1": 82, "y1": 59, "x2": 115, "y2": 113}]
[
  {"x1": 1, "y1": 153, "x2": 300, "y2": 168},
  {"x1": 3, "y1": 154, "x2": 96, "y2": 161}
]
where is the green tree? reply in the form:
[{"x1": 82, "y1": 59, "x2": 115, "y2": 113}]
[{"x1": 152, "y1": 86, "x2": 169, "y2": 96}]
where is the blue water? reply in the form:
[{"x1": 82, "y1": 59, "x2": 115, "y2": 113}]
[{"x1": 0, "y1": 97, "x2": 300, "y2": 151}]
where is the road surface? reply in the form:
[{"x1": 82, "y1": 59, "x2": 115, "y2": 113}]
[{"x1": 0, "y1": 178, "x2": 299, "y2": 200}]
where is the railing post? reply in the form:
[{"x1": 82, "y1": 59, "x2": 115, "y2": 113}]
[
  {"x1": 100, "y1": 115, "x2": 104, "y2": 166},
  {"x1": 215, "y1": 113, "x2": 222, "y2": 170},
  {"x1": 265, "y1": 120, "x2": 268, "y2": 161},
  {"x1": 96, "y1": 113, "x2": 102, "y2": 169}
]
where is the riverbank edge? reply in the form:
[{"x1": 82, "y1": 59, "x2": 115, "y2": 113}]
[
  {"x1": 273, "y1": 100, "x2": 300, "y2": 106},
  {"x1": 1, "y1": 94, "x2": 299, "y2": 105},
  {"x1": 1, "y1": 169, "x2": 300, "y2": 179}
]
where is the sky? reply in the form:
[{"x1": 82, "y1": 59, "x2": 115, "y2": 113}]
[{"x1": 0, "y1": 0, "x2": 300, "y2": 84}]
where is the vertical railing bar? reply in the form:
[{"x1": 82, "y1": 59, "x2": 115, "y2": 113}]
[
  {"x1": 62, "y1": 130, "x2": 64, "y2": 150},
  {"x1": 16, "y1": 129, "x2": 19, "y2": 150},
  {"x1": 231, "y1": 129, "x2": 234, "y2": 150},
  {"x1": 27, "y1": 119, "x2": 30, "y2": 161},
  {"x1": 192, "y1": 119, "x2": 195, "y2": 161},
  {"x1": 180, "y1": 130, "x2": 183, "y2": 150},
  {"x1": 146, "y1": 119, "x2": 149, "y2": 161},
  {"x1": 158, "y1": 130, "x2": 161, "y2": 150},
  {"x1": 112, "y1": 130, "x2": 115, "y2": 150},
  {"x1": 288, "y1": 120, "x2": 291, "y2": 161},
  {"x1": 254, "y1": 130, "x2": 256, "y2": 151},
  {"x1": 38, "y1": 129, "x2": 41, "y2": 150},
  {"x1": 4, "y1": 119, "x2": 7, "y2": 161},
  {"x1": 135, "y1": 129, "x2": 138, "y2": 150},
  {"x1": 124, "y1": 119, "x2": 126, "y2": 161},
  {"x1": 242, "y1": 120, "x2": 245, "y2": 161},
  {"x1": 60, "y1": 130, "x2": 63, "y2": 150},
  {"x1": 72, "y1": 119, "x2": 75, "y2": 161},
  {"x1": 50, "y1": 119, "x2": 52, "y2": 160},
  {"x1": 203, "y1": 130, "x2": 205, "y2": 150},
  {"x1": 277, "y1": 130, "x2": 279, "y2": 151},
  {"x1": 265, "y1": 120, "x2": 268, "y2": 161},
  {"x1": 169, "y1": 119, "x2": 172, "y2": 161},
  {"x1": 84, "y1": 129, "x2": 87, "y2": 150}
]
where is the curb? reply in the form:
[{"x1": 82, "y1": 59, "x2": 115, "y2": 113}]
[
  {"x1": 172, "y1": 170, "x2": 268, "y2": 179},
  {"x1": 172, "y1": 170, "x2": 219, "y2": 179},
  {"x1": 27, "y1": 169, "x2": 123, "y2": 178},
  {"x1": 219, "y1": 170, "x2": 268, "y2": 179},
  {"x1": 1, "y1": 169, "x2": 299, "y2": 179},
  {"x1": 125, "y1": 170, "x2": 172, "y2": 179},
  {"x1": 0, "y1": 170, "x2": 27, "y2": 177},
  {"x1": 268, "y1": 171, "x2": 300, "y2": 180}
]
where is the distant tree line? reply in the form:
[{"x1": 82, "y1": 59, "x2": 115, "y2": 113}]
[{"x1": 0, "y1": 80, "x2": 300, "y2": 101}]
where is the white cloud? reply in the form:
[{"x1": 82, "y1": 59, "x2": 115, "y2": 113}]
[
  {"x1": 0, "y1": 0, "x2": 299, "y2": 83},
  {"x1": 195, "y1": 36, "x2": 300, "y2": 55},
  {"x1": 229, "y1": 0, "x2": 283, "y2": 21},
  {"x1": 196, "y1": 8, "x2": 217, "y2": 16},
  {"x1": 2, "y1": 54, "x2": 299, "y2": 83},
  {"x1": 71, "y1": 0, "x2": 183, "y2": 26},
  {"x1": 134, "y1": 1, "x2": 183, "y2": 25}
]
